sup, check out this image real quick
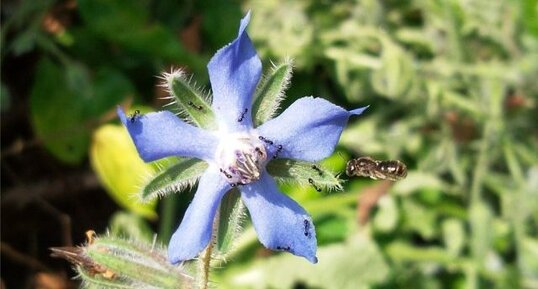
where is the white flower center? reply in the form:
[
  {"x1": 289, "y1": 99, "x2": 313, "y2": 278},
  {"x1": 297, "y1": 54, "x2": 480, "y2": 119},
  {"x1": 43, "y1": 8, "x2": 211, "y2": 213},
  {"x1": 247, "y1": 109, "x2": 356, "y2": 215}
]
[{"x1": 215, "y1": 132, "x2": 267, "y2": 186}]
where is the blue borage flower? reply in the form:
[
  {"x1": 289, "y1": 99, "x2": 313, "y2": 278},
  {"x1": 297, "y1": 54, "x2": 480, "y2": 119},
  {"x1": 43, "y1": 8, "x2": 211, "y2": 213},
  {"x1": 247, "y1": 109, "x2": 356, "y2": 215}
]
[{"x1": 118, "y1": 12, "x2": 367, "y2": 264}]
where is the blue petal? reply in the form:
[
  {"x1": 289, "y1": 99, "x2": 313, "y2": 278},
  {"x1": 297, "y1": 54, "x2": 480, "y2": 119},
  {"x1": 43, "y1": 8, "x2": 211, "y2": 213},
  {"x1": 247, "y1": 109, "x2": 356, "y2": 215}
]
[
  {"x1": 257, "y1": 97, "x2": 368, "y2": 162},
  {"x1": 208, "y1": 11, "x2": 261, "y2": 133},
  {"x1": 240, "y1": 173, "x2": 318, "y2": 263},
  {"x1": 168, "y1": 167, "x2": 230, "y2": 263},
  {"x1": 118, "y1": 107, "x2": 218, "y2": 162}
]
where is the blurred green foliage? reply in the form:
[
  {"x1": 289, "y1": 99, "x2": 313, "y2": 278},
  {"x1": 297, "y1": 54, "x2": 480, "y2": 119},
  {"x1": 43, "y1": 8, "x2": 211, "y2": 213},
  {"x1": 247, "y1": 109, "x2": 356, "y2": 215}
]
[
  {"x1": 244, "y1": 1, "x2": 538, "y2": 289},
  {"x1": 3, "y1": 0, "x2": 537, "y2": 288}
]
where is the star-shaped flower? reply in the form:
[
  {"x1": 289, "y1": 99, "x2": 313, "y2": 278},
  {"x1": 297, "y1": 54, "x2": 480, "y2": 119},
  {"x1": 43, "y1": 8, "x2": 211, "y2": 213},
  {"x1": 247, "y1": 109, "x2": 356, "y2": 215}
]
[{"x1": 118, "y1": 12, "x2": 367, "y2": 264}]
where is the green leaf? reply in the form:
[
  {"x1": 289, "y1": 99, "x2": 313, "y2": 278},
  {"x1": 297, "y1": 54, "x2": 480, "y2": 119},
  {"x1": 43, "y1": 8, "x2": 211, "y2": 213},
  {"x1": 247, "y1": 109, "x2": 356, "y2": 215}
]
[
  {"x1": 30, "y1": 58, "x2": 134, "y2": 164},
  {"x1": 215, "y1": 189, "x2": 246, "y2": 258},
  {"x1": 221, "y1": 234, "x2": 389, "y2": 289},
  {"x1": 386, "y1": 241, "x2": 458, "y2": 266},
  {"x1": 248, "y1": 2, "x2": 314, "y2": 69},
  {"x1": 90, "y1": 124, "x2": 157, "y2": 219},
  {"x1": 161, "y1": 70, "x2": 217, "y2": 130},
  {"x1": 392, "y1": 171, "x2": 445, "y2": 196},
  {"x1": 140, "y1": 158, "x2": 208, "y2": 202},
  {"x1": 77, "y1": 0, "x2": 149, "y2": 34},
  {"x1": 267, "y1": 159, "x2": 343, "y2": 191},
  {"x1": 371, "y1": 41, "x2": 414, "y2": 99},
  {"x1": 89, "y1": 67, "x2": 134, "y2": 117},
  {"x1": 1, "y1": 0, "x2": 54, "y2": 56},
  {"x1": 77, "y1": 0, "x2": 203, "y2": 69},
  {"x1": 315, "y1": 215, "x2": 349, "y2": 244},
  {"x1": 252, "y1": 60, "x2": 293, "y2": 126},
  {"x1": 402, "y1": 199, "x2": 438, "y2": 240},
  {"x1": 30, "y1": 58, "x2": 89, "y2": 164}
]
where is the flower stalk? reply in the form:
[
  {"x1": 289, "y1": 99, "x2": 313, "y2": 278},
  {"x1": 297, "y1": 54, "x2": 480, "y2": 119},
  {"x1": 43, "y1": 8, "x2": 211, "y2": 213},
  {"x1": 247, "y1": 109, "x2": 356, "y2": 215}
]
[{"x1": 197, "y1": 217, "x2": 218, "y2": 289}]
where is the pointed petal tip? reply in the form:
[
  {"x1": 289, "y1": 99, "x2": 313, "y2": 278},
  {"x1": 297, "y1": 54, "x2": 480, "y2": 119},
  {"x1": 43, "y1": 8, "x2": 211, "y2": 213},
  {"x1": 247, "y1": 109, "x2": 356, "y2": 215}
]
[
  {"x1": 301, "y1": 248, "x2": 318, "y2": 264},
  {"x1": 350, "y1": 105, "x2": 369, "y2": 115},
  {"x1": 239, "y1": 11, "x2": 252, "y2": 35},
  {"x1": 244, "y1": 10, "x2": 252, "y2": 20},
  {"x1": 294, "y1": 247, "x2": 318, "y2": 264}
]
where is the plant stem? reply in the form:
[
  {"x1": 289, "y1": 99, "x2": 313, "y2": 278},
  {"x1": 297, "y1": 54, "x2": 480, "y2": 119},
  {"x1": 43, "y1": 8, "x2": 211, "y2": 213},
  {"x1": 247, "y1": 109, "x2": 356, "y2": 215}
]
[
  {"x1": 198, "y1": 244, "x2": 213, "y2": 289},
  {"x1": 197, "y1": 212, "x2": 219, "y2": 289}
]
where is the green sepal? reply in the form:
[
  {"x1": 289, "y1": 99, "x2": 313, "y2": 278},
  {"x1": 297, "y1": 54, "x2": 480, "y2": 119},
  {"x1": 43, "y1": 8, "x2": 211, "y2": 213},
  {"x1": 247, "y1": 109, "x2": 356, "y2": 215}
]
[
  {"x1": 81, "y1": 236, "x2": 193, "y2": 289},
  {"x1": 139, "y1": 158, "x2": 208, "y2": 202},
  {"x1": 252, "y1": 59, "x2": 293, "y2": 126},
  {"x1": 162, "y1": 70, "x2": 217, "y2": 130},
  {"x1": 214, "y1": 189, "x2": 246, "y2": 259},
  {"x1": 267, "y1": 159, "x2": 343, "y2": 191}
]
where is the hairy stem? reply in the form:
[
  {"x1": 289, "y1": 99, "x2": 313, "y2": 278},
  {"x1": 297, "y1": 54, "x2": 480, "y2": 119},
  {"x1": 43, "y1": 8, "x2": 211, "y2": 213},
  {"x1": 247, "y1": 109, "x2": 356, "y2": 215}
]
[{"x1": 197, "y1": 212, "x2": 219, "y2": 289}]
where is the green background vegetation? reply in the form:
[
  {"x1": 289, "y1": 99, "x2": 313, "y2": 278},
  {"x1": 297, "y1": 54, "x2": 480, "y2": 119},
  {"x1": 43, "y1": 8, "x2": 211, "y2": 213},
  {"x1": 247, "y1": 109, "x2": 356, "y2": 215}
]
[{"x1": 2, "y1": 0, "x2": 537, "y2": 288}]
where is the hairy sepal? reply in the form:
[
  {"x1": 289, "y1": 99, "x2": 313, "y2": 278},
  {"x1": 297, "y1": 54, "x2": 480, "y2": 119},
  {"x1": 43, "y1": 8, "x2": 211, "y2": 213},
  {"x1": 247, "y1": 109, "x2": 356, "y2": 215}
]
[
  {"x1": 214, "y1": 189, "x2": 246, "y2": 262},
  {"x1": 160, "y1": 69, "x2": 217, "y2": 130},
  {"x1": 267, "y1": 159, "x2": 343, "y2": 191},
  {"x1": 139, "y1": 158, "x2": 208, "y2": 202},
  {"x1": 52, "y1": 235, "x2": 194, "y2": 289},
  {"x1": 252, "y1": 59, "x2": 293, "y2": 127}
]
